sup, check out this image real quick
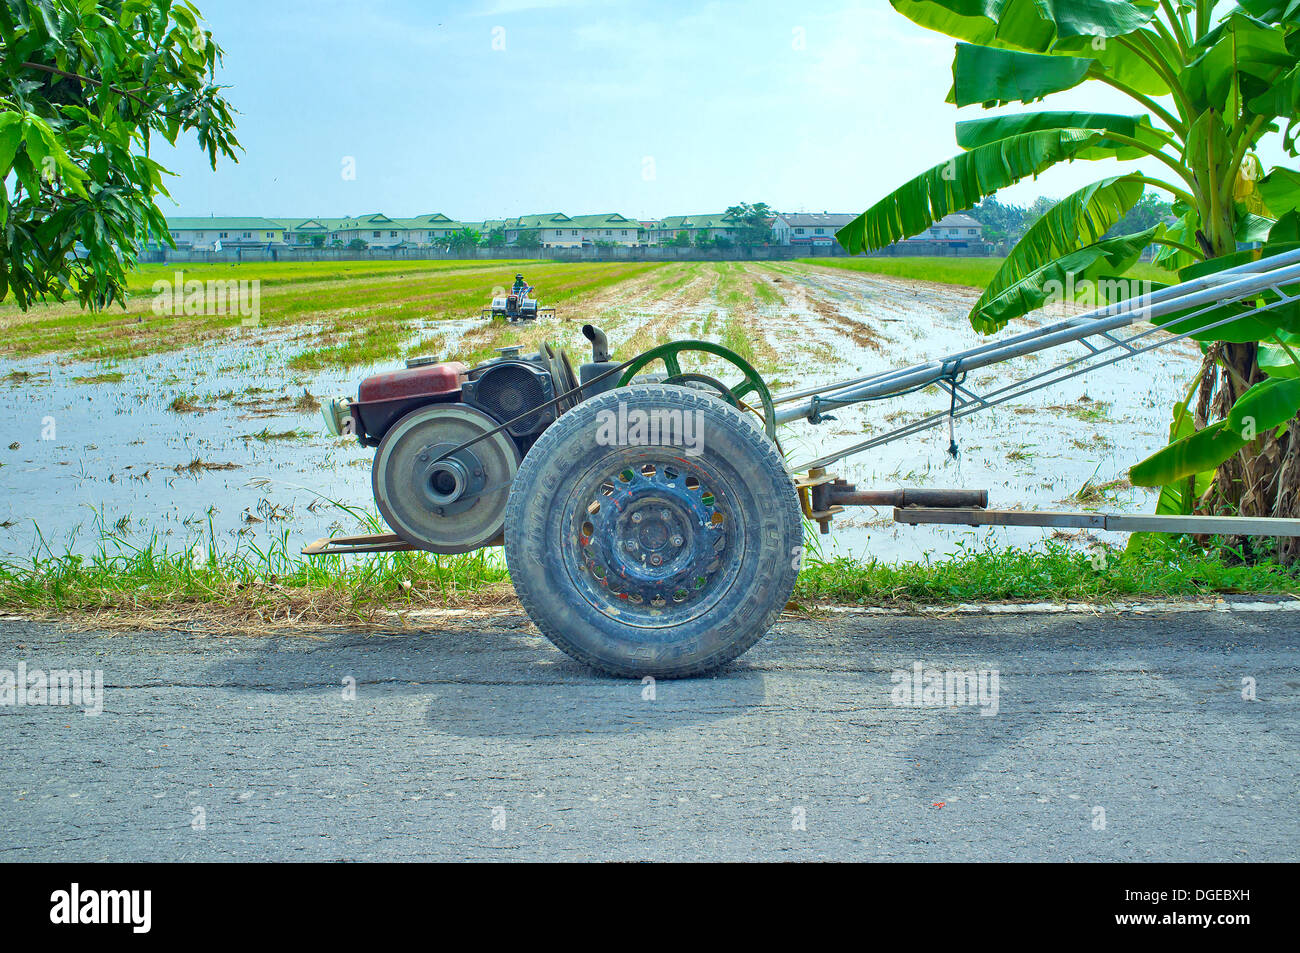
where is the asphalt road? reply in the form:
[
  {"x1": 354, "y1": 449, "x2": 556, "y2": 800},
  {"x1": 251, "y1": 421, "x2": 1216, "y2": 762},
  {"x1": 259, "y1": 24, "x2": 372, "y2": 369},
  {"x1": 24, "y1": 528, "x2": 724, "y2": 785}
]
[{"x1": 1, "y1": 604, "x2": 1297, "y2": 862}]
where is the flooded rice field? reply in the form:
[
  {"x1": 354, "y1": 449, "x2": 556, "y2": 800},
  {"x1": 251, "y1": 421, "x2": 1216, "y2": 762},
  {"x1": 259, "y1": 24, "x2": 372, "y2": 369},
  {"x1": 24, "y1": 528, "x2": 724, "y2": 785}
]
[{"x1": 0, "y1": 260, "x2": 1199, "y2": 563}]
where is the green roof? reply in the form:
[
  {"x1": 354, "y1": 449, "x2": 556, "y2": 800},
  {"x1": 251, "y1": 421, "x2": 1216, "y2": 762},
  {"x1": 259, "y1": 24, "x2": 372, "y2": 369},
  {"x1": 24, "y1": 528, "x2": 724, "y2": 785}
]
[
  {"x1": 565, "y1": 212, "x2": 638, "y2": 228},
  {"x1": 333, "y1": 216, "x2": 407, "y2": 231},
  {"x1": 166, "y1": 217, "x2": 284, "y2": 230},
  {"x1": 507, "y1": 213, "x2": 572, "y2": 229},
  {"x1": 276, "y1": 218, "x2": 330, "y2": 231},
  {"x1": 395, "y1": 217, "x2": 467, "y2": 230},
  {"x1": 655, "y1": 213, "x2": 738, "y2": 230}
]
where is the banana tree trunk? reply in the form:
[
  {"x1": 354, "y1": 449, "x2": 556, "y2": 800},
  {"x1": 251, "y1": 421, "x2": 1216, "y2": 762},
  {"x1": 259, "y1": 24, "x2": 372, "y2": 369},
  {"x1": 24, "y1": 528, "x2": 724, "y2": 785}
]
[{"x1": 1205, "y1": 340, "x2": 1300, "y2": 561}]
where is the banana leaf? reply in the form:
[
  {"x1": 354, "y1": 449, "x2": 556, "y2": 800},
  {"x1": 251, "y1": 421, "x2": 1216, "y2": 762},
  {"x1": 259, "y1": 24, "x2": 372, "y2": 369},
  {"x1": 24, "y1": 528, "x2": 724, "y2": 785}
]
[
  {"x1": 1270, "y1": 210, "x2": 1300, "y2": 242},
  {"x1": 1162, "y1": 304, "x2": 1278, "y2": 343},
  {"x1": 947, "y1": 43, "x2": 1090, "y2": 106},
  {"x1": 1234, "y1": 1, "x2": 1300, "y2": 22},
  {"x1": 892, "y1": 0, "x2": 1165, "y2": 93},
  {"x1": 1133, "y1": 338, "x2": 1300, "y2": 494},
  {"x1": 1130, "y1": 421, "x2": 1249, "y2": 487},
  {"x1": 954, "y1": 111, "x2": 1166, "y2": 160},
  {"x1": 1258, "y1": 331, "x2": 1300, "y2": 379},
  {"x1": 1225, "y1": 376, "x2": 1300, "y2": 435},
  {"x1": 1236, "y1": 211, "x2": 1278, "y2": 243},
  {"x1": 1161, "y1": 240, "x2": 1300, "y2": 341},
  {"x1": 1260, "y1": 167, "x2": 1300, "y2": 218},
  {"x1": 836, "y1": 128, "x2": 1105, "y2": 254},
  {"x1": 1153, "y1": 397, "x2": 1214, "y2": 514},
  {"x1": 968, "y1": 225, "x2": 1159, "y2": 333},
  {"x1": 1151, "y1": 211, "x2": 1201, "y2": 271},
  {"x1": 1181, "y1": 12, "x2": 1295, "y2": 113},
  {"x1": 968, "y1": 175, "x2": 1144, "y2": 332},
  {"x1": 1248, "y1": 63, "x2": 1300, "y2": 121},
  {"x1": 889, "y1": 0, "x2": 1155, "y2": 52}
]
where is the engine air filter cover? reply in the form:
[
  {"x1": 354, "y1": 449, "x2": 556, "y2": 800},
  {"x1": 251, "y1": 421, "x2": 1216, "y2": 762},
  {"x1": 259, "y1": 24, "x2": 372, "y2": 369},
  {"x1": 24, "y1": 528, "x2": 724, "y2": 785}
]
[{"x1": 462, "y1": 360, "x2": 555, "y2": 436}]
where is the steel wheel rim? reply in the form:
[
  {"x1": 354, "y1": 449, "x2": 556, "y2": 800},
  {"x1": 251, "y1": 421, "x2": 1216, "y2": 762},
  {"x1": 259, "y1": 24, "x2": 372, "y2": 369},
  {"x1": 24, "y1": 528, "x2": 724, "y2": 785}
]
[{"x1": 560, "y1": 451, "x2": 745, "y2": 630}]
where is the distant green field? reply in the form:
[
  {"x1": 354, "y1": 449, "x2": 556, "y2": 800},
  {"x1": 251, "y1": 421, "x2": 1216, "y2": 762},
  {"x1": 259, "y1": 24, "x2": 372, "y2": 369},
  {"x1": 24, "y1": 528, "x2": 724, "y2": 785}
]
[
  {"x1": 1, "y1": 258, "x2": 665, "y2": 366},
  {"x1": 799, "y1": 256, "x2": 1178, "y2": 290},
  {"x1": 121, "y1": 257, "x2": 534, "y2": 293}
]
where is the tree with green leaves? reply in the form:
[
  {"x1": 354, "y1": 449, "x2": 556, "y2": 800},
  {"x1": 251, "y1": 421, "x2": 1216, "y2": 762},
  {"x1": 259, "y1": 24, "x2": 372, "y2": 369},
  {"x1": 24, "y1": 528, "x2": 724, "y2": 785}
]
[
  {"x1": 838, "y1": 0, "x2": 1300, "y2": 556},
  {"x1": 514, "y1": 230, "x2": 541, "y2": 250},
  {"x1": 483, "y1": 227, "x2": 505, "y2": 247},
  {"x1": 1, "y1": 0, "x2": 239, "y2": 310},
  {"x1": 1018, "y1": 195, "x2": 1060, "y2": 235},
  {"x1": 968, "y1": 195, "x2": 1027, "y2": 246},
  {"x1": 1106, "y1": 190, "x2": 1175, "y2": 238},
  {"x1": 444, "y1": 226, "x2": 480, "y2": 253},
  {"x1": 724, "y1": 202, "x2": 774, "y2": 248}
]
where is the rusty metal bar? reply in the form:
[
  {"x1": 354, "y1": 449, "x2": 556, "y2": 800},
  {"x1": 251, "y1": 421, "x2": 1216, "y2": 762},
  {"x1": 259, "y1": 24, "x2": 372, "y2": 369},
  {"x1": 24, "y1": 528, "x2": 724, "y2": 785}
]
[{"x1": 831, "y1": 487, "x2": 988, "y2": 509}]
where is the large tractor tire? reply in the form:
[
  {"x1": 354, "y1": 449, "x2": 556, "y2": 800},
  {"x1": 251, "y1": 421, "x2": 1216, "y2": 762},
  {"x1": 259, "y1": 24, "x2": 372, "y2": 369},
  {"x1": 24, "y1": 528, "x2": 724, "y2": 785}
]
[{"x1": 504, "y1": 384, "x2": 801, "y2": 678}]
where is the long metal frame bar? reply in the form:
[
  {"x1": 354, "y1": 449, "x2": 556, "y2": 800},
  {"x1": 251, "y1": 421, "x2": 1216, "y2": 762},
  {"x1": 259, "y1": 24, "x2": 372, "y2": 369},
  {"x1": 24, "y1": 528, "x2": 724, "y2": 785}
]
[
  {"x1": 780, "y1": 248, "x2": 1300, "y2": 472},
  {"x1": 773, "y1": 247, "x2": 1300, "y2": 407}
]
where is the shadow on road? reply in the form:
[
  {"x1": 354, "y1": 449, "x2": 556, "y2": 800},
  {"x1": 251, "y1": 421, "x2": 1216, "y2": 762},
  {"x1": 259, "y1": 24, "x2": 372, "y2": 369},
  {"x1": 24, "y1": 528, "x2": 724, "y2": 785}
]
[{"x1": 197, "y1": 621, "x2": 771, "y2": 739}]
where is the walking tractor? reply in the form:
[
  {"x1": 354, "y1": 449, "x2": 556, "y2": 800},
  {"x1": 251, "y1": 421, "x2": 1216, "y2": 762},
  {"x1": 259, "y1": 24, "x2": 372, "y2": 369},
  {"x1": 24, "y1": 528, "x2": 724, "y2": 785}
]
[
  {"x1": 482, "y1": 273, "x2": 555, "y2": 322},
  {"x1": 309, "y1": 248, "x2": 1300, "y2": 678}
]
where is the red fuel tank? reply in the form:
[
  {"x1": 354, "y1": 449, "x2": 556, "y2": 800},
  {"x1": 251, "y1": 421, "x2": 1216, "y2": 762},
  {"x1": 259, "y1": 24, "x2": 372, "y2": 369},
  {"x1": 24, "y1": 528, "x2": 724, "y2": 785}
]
[
  {"x1": 358, "y1": 361, "x2": 467, "y2": 403},
  {"x1": 354, "y1": 361, "x2": 468, "y2": 444}
]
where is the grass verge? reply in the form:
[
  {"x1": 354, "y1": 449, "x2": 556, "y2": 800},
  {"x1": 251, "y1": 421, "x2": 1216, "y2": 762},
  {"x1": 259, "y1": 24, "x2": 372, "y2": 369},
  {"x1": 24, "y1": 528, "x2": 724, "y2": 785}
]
[
  {"x1": 794, "y1": 536, "x2": 1299, "y2": 606},
  {"x1": 0, "y1": 522, "x2": 511, "y2": 633},
  {"x1": 1, "y1": 530, "x2": 1295, "y2": 633}
]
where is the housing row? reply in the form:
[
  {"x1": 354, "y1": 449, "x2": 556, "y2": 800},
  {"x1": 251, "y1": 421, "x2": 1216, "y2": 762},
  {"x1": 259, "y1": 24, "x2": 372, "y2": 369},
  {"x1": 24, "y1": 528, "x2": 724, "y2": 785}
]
[{"x1": 160, "y1": 211, "x2": 987, "y2": 251}]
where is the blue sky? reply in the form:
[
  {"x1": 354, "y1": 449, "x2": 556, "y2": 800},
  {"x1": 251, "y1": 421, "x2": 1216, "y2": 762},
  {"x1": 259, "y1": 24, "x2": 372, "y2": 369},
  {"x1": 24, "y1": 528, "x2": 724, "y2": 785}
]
[{"x1": 154, "y1": 0, "x2": 1288, "y2": 221}]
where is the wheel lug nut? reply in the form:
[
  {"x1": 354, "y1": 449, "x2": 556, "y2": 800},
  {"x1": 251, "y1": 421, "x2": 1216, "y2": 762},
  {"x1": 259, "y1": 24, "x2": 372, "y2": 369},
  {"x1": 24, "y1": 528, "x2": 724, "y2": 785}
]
[
  {"x1": 631, "y1": 512, "x2": 642, "y2": 523},
  {"x1": 624, "y1": 540, "x2": 637, "y2": 552},
  {"x1": 670, "y1": 535, "x2": 683, "y2": 547},
  {"x1": 649, "y1": 554, "x2": 663, "y2": 566},
  {"x1": 660, "y1": 509, "x2": 671, "y2": 520}
]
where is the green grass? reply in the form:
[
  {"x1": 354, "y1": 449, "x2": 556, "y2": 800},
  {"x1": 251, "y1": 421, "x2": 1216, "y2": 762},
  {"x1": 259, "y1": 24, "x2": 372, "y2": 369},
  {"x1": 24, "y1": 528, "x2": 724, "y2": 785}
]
[
  {"x1": 2, "y1": 523, "x2": 1294, "y2": 626},
  {"x1": 794, "y1": 535, "x2": 1298, "y2": 605},
  {"x1": 0, "y1": 518, "x2": 509, "y2": 623},
  {"x1": 801, "y1": 256, "x2": 1007, "y2": 288},
  {"x1": 71, "y1": 370, "x2": 125, "y2": 384},
  {"x1": 801, "y1": 256, "x2": 1178, "y2": 292}
]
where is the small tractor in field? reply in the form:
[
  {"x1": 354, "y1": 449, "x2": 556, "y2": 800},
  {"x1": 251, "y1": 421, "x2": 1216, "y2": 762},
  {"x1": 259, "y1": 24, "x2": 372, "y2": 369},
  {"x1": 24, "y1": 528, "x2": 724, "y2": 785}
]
[
  {"x1": 309, "y1": 248, "x2": 1300, "y2": 678},
  {"x1": 482, "y1": 273, "x2": 555, "y2": 322}
]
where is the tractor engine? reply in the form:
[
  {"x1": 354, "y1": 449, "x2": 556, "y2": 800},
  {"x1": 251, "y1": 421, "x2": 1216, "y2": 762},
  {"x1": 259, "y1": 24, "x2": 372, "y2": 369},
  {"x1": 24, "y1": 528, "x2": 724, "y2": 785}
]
[{"x1": 321, "y1": 328, "x2": 615, "y2": 553}]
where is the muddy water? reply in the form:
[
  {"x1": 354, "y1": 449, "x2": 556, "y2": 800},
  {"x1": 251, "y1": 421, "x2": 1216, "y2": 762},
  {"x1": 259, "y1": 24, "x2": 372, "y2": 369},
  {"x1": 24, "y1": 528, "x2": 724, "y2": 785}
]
[{"x1": 0, "y1": 264, "x2": 1200, "y2": 563}]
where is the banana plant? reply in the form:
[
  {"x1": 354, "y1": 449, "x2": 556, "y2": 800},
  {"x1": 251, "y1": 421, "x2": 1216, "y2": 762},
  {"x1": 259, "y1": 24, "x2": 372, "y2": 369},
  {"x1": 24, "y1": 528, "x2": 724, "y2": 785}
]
[{"x1": 838, "y1": 0, "x2": 1300, "y2": 545}]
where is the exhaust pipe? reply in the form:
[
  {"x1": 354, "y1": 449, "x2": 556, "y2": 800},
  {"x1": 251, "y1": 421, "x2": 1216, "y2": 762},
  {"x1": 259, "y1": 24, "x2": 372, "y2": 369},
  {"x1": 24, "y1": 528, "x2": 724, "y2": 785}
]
[{"x1": 582, "y1": 324, "x2": 609, "y2": 363}]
